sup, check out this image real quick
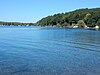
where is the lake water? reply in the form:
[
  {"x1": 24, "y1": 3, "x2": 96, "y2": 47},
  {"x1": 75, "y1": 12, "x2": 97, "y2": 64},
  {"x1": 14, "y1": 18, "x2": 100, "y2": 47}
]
[{"x1": 0, "y1": 26, "x2": 100, "y2": 75}]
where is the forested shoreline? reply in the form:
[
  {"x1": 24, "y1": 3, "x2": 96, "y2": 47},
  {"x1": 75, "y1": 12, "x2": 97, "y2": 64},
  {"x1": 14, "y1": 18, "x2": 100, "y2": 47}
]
[
  {"x1": 36, "y1": 8, "x2": 100, "y2": 29},
  {"x1": 0, "y1": 21, "x2": 35, "y2": 26},
  {"x1": 0, "y1": 8, "x2": 100, "y2": 29}
]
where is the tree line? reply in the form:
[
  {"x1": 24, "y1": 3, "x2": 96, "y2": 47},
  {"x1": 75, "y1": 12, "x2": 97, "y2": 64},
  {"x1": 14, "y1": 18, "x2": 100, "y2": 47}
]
[
  {"x1": 36, "y1": 8, "x2": 100, "y2": 28},
  {"x1": 0, "y1": 21, "x2": 35, "y2": 26},
  {"x1": 0, "y1": 8, "x2": 100, "y2": 28}
]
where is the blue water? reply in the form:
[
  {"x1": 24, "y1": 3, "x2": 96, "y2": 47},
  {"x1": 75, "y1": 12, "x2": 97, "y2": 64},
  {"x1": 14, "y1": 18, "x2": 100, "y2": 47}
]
[{"x1": 0, "y1": 26, "x2": 100, "y2": 75}]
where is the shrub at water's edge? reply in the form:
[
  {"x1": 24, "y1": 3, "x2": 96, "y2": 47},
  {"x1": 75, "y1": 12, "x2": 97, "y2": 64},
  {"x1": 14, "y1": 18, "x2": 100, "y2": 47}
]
[{"x1": 36, "y1": 8, "x2": 100, "y2": 29}]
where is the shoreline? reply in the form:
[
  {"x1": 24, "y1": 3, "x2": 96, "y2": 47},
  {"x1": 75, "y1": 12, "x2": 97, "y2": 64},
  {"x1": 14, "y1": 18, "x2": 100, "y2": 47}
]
[{"x1": 0, "y1": 25, "x2": 99, "y2": 30}]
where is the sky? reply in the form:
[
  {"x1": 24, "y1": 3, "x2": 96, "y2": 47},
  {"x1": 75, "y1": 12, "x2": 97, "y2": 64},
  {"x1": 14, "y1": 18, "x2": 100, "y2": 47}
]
[{"x1": 0, "y1": 0, "x2": 100, "y2": 23}]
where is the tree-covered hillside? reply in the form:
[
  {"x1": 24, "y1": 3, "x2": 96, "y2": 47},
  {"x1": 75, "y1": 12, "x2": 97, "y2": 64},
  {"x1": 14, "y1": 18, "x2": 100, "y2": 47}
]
[{"x1": 37, "y1": 8, "x2": 100, "y2": 28}]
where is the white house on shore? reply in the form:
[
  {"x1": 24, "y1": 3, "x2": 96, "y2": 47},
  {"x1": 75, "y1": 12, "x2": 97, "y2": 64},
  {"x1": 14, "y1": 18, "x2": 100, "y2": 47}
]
[
  {"x1": 95, "y1": 25, "x2": 99, "y2": 30},
  {"x1": 73, "y1": 25, "x2": 78, "y2": 28}
]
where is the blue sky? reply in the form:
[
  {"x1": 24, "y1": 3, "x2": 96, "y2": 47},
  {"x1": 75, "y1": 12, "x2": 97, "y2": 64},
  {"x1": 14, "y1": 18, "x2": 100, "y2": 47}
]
[{"x1": 0, "y1": 0, "x2": 100, "y2": 23}]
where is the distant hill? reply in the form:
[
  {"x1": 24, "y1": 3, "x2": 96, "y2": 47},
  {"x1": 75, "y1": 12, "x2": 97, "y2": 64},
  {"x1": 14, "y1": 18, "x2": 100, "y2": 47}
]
[
  {"x1": 0, "y1": 21, "x2": 35, "y2": 26},
  {"x1": 36, "y1": 8, "x2": 100, "y2": 28}
]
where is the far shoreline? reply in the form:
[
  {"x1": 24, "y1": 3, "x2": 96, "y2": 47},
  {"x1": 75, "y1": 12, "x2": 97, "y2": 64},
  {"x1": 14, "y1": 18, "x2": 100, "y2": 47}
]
[{"x1": 0, "y1": 25, "x2": 99, "y2": 31}]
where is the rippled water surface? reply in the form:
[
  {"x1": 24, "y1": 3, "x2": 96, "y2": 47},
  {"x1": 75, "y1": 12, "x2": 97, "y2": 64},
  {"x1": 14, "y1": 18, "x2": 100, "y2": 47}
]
[{"x1": 0, "y1": 26, "x2": 100, "y2": 75}]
